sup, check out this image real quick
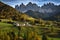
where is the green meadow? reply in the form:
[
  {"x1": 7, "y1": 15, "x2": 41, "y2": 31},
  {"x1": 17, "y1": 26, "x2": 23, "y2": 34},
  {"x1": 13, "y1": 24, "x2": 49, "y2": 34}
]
[{"x1": 0, "y1": 21, "x2": 60, "y2": 40}]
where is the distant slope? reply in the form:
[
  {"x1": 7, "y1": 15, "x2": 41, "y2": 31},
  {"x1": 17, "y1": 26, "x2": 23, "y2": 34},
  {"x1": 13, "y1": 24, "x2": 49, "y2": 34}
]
[
  {"x1": 25, "y1": 10, "x2": 48, "y2": 18},
  {"x1": 0, "y1": 1, "x2": 35, "y2": 21},
  {"x1": 49, "y1": 12, "x2": 60, "y2": 21},
  {"x1": 25, "y1": 10, "x2": 40, "y2": 18},
  {"x1": 25, "y1": 10, "x2": 60, "y2": 21}
]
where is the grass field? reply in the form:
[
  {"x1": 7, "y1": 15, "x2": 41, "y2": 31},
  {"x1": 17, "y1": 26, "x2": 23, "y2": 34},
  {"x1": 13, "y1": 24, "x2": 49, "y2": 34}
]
[
  {"x1": 0, "y1": 22, "x2": 60, "y2": 40},
  {"x1": 0, "y1": 22, "x2": 19, "y2": 35},
  {"x1": 48, "y1": 37, "x2": 60, "y2": 40}
]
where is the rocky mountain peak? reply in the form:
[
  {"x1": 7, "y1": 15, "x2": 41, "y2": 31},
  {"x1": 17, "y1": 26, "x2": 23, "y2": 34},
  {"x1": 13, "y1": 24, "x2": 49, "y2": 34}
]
[
  {"x1": 26, "y1": 2, "x2": 33, "y2": 6},
  {"x1": 28, "y1": 2, "x2": 32, "y2": 5},
  {"x1": 20, "y1": 3, "x2": 25, "y2": 7},
  {"x1": 15, "y1": 2, "x2": 60, "y2": 13}
]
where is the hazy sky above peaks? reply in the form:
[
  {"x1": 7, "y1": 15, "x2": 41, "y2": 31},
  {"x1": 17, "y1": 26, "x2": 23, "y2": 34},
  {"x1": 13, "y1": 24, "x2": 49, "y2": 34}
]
[{"x1": 0, "y1": 0, "x2": 60, "y2": 7}]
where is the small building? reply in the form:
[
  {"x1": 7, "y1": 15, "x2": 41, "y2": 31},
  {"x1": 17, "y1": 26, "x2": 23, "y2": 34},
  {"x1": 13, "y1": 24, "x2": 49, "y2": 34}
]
[
  {"x1": 13, "y1": 22, "x2": 32, "y2": 27},
  {"x1": 13, "y1": 22, "x2": 20, "y2": 26},
  {"x1": 25, "y1": 22, "x2": 32, "y2": 26},
  {"x1": 19, "y1": 23, "x2": 25, "y2": 26}
]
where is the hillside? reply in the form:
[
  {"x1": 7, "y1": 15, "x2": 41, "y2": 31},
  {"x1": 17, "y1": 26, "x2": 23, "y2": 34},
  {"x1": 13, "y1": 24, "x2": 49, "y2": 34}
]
[
  {"x1": 0, "y1": 1, "x2": 20, "y2": 20},
  {"x1": 0, "y1": 1, "x2": 35, "y2": 21},
  {"x1": 25, "y1": 10, "x2": 60, "y2": 22},
  {"x1": 48, "y1": 12, "x2": 60, "y2": 22},
  {"x1": 25, "y1": 10, "x2": 50, "y2": 18}
]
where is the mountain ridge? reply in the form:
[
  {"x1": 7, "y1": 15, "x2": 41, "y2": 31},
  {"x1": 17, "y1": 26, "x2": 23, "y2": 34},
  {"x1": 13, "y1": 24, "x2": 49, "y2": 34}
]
[
  {"x1": 15, "y1": 2, "x2": 60, "y2": 21},
  {"x1": 15, "y1": 2, "x2": 60, "y2": 13}
]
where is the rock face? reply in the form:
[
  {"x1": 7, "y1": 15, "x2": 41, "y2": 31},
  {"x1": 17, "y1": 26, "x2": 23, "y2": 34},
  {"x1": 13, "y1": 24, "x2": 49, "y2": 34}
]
[
  {"x1": 40, "y1": 3, "x2": 60, "y2": 14},
  {"x1": 15, "y1": 2, "x2": 40, "y2": 12},
  {"x1": 15, "y1": 2, "x2": 60, "y2": 13}
]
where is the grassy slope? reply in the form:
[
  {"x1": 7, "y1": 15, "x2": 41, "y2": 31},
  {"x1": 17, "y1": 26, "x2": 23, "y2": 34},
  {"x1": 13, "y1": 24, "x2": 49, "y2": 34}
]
[
  {"x1": 0, "y1": 1, "x2": 35, "y2": 21},
  {"x1": 48, "y1": 37, "x2": 60, "y2": 40},
  {"x1": 0, "y1": 22, "x2": 60, "y2": 40},
  {"x1": 0, "y1": 22, "x2": 19, "y2": 35}
]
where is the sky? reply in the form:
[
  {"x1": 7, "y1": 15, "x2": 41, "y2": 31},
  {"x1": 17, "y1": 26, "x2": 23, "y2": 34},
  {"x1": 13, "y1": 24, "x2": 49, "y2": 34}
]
[{"x1": 0, "y1": 0, "x2": 60, "y2": 8}]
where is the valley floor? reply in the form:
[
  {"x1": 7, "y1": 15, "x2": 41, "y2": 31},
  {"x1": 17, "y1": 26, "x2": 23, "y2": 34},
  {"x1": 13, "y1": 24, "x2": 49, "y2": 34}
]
[{"x1": 0, "y1": 21, "x2": 60, "y2": 40}]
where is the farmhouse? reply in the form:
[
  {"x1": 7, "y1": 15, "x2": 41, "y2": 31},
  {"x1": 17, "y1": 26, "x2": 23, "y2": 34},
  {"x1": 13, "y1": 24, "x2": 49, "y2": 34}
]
[
  {"x1": 13, "y1": 22, "x2": 20, "y2": 26},
  {"x1": 13, "y1": 22, "x2": 32, "y2": 27}
]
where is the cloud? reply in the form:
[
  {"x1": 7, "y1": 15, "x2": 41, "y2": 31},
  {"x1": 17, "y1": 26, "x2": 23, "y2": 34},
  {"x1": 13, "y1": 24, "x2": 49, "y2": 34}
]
[
  {"x1": 0, "y1": 0, "x2": 60, "y2": 8},
  {"x1": 2, "y1": 0, "x2": 16, "y2": 2},
  {"x1": 0, "y1": 0, "x2": 60, "y2": 2}
]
